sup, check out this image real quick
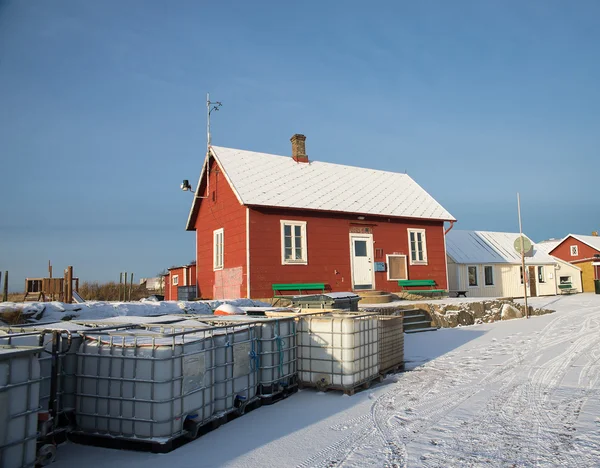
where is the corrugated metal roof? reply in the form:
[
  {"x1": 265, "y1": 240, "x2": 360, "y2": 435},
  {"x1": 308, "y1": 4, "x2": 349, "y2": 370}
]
[
  {"x1": 446, "y1": 230, "x2": 557, "y2": 265},
  {"x1": 187, "y1": 146, "x2": 455, "y2": 229}
]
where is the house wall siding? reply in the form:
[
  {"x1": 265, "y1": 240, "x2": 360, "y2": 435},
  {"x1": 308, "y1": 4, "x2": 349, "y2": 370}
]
[
  {"x1": 164, "y1": 265, "x2": 197, "y2": 300},
  {"x1": 550, "y1": 237, "x2": 600, "y2": 262},
  {"x1": 452, "y1": 263, "x2": 559, "y2": 298},
  {"x1": 550, "y1": 237, "x2": 598, "y2": 292},
  {"x1": 248, "y1": 207, "x2": 447, "y2": 299},
  {"x1": 194, "y1": 159, "x2": 247, "y2": 299}
]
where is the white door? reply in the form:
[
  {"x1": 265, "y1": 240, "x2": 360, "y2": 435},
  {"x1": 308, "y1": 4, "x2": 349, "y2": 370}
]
[{"x1": 350, "y1": 234, "x2": 374, "y2": 290}]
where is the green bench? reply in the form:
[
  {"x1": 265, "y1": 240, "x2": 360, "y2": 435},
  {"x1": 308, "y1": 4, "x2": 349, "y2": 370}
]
[
  {"x1": 272, "y1": 282, "x2": 327, "y2": 305},
  {"x1": 398, "y1": 279, "x2": 447, "y2": 296},
  {"x1": 558, "y1": 283, "x2": 576, "y2": 294}
]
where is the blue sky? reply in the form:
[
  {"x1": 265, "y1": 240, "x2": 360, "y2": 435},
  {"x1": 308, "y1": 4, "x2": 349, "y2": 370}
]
[{"x1": 1, "y1": 1, "x2": 599, "y2": 292}]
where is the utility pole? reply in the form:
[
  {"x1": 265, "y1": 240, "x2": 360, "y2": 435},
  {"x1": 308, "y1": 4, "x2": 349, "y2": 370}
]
[{"x1": 517, "y1": 193, "x2": 529, "y2": 319}]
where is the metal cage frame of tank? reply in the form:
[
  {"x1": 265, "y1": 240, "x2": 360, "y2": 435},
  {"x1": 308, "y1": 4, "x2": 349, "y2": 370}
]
[
  {"x1": 296, "y1": 312, "x2": 380, "y2": 395},
  {"x1": 376, "y1": 315, "x2": 404, "y2": 374},
  {"x1": 0, "y1": 345, "x2": 43, "y2": 468},
  {"x1": 0, "y1": 323, "x2": 138, "y2": 424},
  {"x1": 75, "y1": 326, "x2": 216, "y2": 443},
  {"x1": 143, "y1": 319, "x2": 260, "y2": 417},
  {"x1": 193, "y1": 316, "x2": 298, "y2": 398}
]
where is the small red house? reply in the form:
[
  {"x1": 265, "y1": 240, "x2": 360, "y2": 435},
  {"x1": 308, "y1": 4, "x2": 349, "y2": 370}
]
[
  {"x1": 164, "y1": 263, "x2": 197, "y2": 301},
  {"x1": 186, "y1": 135, "x2": 456, "y2": 300},
  {"x1": 549, "y1": 233, "x2": 600, "y2": 292}
]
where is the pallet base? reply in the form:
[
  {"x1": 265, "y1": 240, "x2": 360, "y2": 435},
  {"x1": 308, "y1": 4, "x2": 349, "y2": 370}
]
[
  {"x1": 259, "y1": 384, "x2": 299, "y2": 405},
  {"x1": 379, "y1": 363, "x2": 405, "y2": 377},
  {"x1": 68, "y1": 398, "x2": 265, "y2": 454},
  {"x1": 298, "y1": 374, "x2": 384, "y2": 396}
]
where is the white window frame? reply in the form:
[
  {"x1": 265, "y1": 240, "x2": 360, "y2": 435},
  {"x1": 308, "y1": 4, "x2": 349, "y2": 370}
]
[
  {"x1": 213, "y1": 228, "x2": 224, "y2": 271},
  {"x1": 386, "y1": 254, "x2": 408, "y2": 281},
  {"x1": 570, "y1": 245, "x2": 579, "y2": 257},
  {"x1": 408, "y1": 228, "x2": 428, "y2": 265},
  {"x1": 280, "y1": 220, "x2": 308, "y2": 265},
  {"x1": 483, "y1": 265, "x2": 494, "y2": 287},
  {"x1": 172, "y1": 275, "x2": 179, "y2": 286},
  {"x1": 538, "y1": 266, "x2": 545, "y2": 283},
  {"x1": 467, "y1": 265, "x2": 478, "y2": 287}
]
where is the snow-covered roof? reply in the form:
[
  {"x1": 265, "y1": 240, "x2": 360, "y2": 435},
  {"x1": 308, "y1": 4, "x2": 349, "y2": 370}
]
[
  {"x1": 186, "y1": 146, "x2": 455, "y2": 230},
  {"x1": 446, "y1": 230, "x2": 558, "y2": 265},
  {"x1": 553, "y1": 234, "x2": 600, "y2": 254},
  {"x1": 536, "y1": 239, "x2": 561, "y2": 255}
]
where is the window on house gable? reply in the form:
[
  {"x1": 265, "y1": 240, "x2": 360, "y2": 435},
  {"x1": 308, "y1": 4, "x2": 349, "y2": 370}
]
[
  {"x1": 468, "y1": 266, "x2": 478, "y2": 287},
  {"x1": 172, "y1": 275, "x2": 179, "y2": 286},
  {"x1": 570, "y1": 245, "x2": 579, "y2": 256},
  {"x1": 213, "y1": 228, "x2": 224, "y2": 270},
  {"x1": 484, "y1": 265, "x2": 494, "y2": 286},
  {"x1": 408, "y1": 229, "x2": 428, "y2": 265},
  {"x1": 538, "y1": 266, "x2": 545, "y2": 283},
  {"x1": 281, "y1": 220, "x2": 307, "y2": 264}
]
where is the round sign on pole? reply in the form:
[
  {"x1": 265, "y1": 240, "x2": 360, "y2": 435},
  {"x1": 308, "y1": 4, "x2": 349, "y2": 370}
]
[{"x1": 514, "y1": 235, "x2": 533, "y2": 255}]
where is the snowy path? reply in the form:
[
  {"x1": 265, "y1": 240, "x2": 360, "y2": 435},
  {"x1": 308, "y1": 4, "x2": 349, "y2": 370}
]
[{"x1": 53, "y1": 294, "x2": 600, "y2": 467}]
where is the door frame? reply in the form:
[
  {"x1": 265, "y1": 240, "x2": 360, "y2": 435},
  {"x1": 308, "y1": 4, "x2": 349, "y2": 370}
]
[
  {"x1": 527, "y1": 265, "x2": 537, "y2": 297},
  {"x1": 349, "y1": 233, "x2": 375, "y2": 290}
]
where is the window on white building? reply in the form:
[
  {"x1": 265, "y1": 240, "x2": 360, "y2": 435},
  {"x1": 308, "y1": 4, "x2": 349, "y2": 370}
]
[
  {"x1": 408, "y1": 229, "x2": 428, "y2": 265},
  {"x1": 484, "y1": 265, "x2": 494, "y2": 286},
  {"x1": 213, "y1": 228, "x2": 224, "y2": 270},
  {"x1": 468, "y1": 266, "x2": 478, "y2": 287},
  {"x1": 281, "y1": 220, "x2": 307, "y2": 264},
  {"x1": 538, "y1": 266, "x2": 545, "y2": 283}
]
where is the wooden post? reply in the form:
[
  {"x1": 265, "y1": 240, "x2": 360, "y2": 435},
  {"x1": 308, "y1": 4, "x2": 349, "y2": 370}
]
[
  {"x1": 129, "y1": 273, "x2": 134, "y2": 302},
  {"x1": 517, "y1": 193, "x2": 529, "y2": 319},
  {"x1": 124, "y1": 272, "x2": 128, "y2": 302},
  {"x1": 75, "y1": 278, "x2": 79, "y2": 293},
  {"x1": 63, "y1": 269, "x2": 68, "y2": 302},
  {"x1": 119, "y1": 272, "x2": 123, "y2": 301},
  {"x1": 2, "y1": 271, "x2": 7, "y2": 302},
  {"x1": 65, "y1": 266, "x2": 73, "y2": 304},
  {"x1": 49, "y1": 260, "x2": 52, "y2": 279}
]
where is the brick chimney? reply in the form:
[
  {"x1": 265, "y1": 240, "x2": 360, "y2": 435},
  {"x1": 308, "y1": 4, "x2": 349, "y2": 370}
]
[{"x1": 290, "y1": 134, "x2": 309, "y2": 163}]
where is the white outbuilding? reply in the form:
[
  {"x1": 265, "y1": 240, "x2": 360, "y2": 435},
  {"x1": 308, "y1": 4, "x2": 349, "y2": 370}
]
[{"x1": 445, "y1": 230, "x2": 582, "y2": 298}]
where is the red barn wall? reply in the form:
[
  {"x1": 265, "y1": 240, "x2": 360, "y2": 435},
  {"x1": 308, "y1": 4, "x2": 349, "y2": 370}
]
[
  {"x1": 550, "y1": 236, "x2": 600, "y2": 262},
  {"x1": 248, "y1": 207, "x2": 447, "y2": 299},
  {"x1": 194, "y1": 159, "x2": 247, "y2": 299}
]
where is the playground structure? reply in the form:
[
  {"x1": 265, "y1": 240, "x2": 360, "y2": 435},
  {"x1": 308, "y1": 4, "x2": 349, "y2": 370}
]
[{"x1": 23, "y1": 265, "x2": 81, "y2": 303}]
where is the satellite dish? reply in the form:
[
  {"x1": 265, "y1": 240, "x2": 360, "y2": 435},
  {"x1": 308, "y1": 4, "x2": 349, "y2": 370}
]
[{"x1": 514, "y1": 235, "x2": 533, "y2": 255}]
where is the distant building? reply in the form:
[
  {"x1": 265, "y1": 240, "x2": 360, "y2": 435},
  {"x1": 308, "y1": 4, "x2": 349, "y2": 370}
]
[
  {"x1": 164, "y1": 263, "x2": 197, "y2": 301},
  {"x1": 446, "y1": 230, "x2": 582, "y2": 297},
  {"x1": 139, "y1": 277, "x2": 164, "y2": 292},
  {"x1": 185, "y1": 134, "x2": 455, "y2": 299},
  {"x1": 547, "y1": 233, "x2": 600, "y2": 292}
]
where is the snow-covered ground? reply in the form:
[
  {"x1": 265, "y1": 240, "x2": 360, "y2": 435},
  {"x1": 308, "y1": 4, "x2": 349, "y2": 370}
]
[
  {"x1": 0, "y1": 298, "x2": 267, "y2": 323},
  {"x1": 53, "y1": 294, "x2": 600, "y2": 467}
]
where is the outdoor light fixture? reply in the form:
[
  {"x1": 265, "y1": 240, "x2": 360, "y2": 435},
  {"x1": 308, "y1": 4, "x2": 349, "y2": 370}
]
[
  {"x1": 180, "y1": 179, "x2": 193, "y2": 192},
  {"x1": 357, "y1": 216, "x2": 365, "y2": 220}
]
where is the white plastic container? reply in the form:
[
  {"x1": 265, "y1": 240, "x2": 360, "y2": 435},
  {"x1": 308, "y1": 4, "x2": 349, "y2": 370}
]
[
  {"x1": 0, "y1": 345, "x2": 42, "y2": 468},
  {"x1": 197, "y1": 316, "x2": 297, "y2": 397},
  {"x1": 76, "y1": 328, "x2": 214, "y2": 441},
  {"x1": 0, "y1": 322, "x2": 87, "y2": 417},
  {"x1": 297, "y1": 313, "x2": 379, "y2": 391}
]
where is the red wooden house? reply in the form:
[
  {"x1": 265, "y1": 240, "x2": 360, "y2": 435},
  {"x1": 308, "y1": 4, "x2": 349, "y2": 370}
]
[
  {"x1": 549, "y1": 233, "x2": 600, "y2": 292},
  {"x1": 186, "y1": 134, "x2": 455, "y2": 300},
  {"x1": 164, "y1": 263, "x2": 197, "y2": 301}
]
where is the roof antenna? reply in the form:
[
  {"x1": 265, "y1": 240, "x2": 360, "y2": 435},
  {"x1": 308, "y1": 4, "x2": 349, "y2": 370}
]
[
  {"x1": 207, "y1": 92, "x2": 222, "y2": 148},
  {"x1": 181, "y1": 93, "x2": 222, "y2": 198}
]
